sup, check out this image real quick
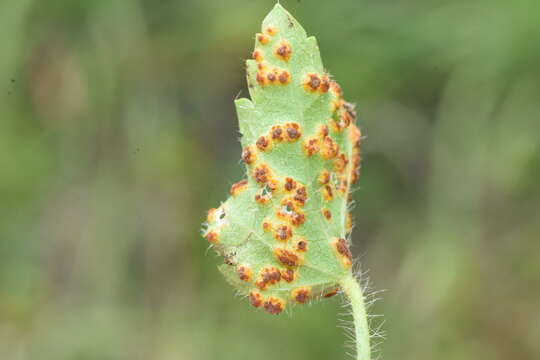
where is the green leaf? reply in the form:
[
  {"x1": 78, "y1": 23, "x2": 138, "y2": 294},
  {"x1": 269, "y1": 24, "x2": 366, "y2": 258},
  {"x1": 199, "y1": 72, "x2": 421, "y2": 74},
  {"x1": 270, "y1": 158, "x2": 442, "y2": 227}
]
[{"x1": 203, "y1": 3, "x2": 361, "y2": 316}]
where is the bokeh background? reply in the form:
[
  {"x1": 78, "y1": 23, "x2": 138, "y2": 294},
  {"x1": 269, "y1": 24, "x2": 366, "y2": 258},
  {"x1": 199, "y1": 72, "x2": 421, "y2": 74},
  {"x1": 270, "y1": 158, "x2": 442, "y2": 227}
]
[{"x1": 1, "y1": 0, "x2": 539, "y2": 359}]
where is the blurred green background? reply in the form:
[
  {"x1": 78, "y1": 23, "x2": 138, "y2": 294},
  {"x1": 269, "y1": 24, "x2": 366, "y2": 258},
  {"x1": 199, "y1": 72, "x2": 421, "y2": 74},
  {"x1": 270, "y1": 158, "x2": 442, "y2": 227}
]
[{"x1": 1, "y1": 0, "x2": 539, "y2": 359}]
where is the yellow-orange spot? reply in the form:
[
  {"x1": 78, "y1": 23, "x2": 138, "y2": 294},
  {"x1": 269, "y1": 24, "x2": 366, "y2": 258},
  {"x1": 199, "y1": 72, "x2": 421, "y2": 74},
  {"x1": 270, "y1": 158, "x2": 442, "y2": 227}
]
[
  {"x1": 322, "y1": 208, "x2": 332, "y2": 220},
  {"x1": 253, "y1": 163, "x2": 271, "y2": 185},
  {"x1": 274, "y1": 40, "x2": 292, "y2": 62},
  {"x1": 318, "y1": 170, "x2": 331, "y2": 185},
  {"x1": 333, "y1": 153, "x2": 349, "y2": 174},
  {"x1": 278, "y1": 70, "x2": 291, "y2": 85},
  {"x1": 274, "y1": 248, "x2": 301, "y2": 267},
  {"x1": 271, "y1": 125, "x2": 284, "y2": 142},
  {"x1": 257, "y1": 34, "x2": 270, "y2": 45},
  {"x1": 236, "y1": 265, "x2": 252, "y2": 282},
  {"x1": 256, "y1": 267, "x2": 281, "y2": 290},
  {"x1": 281, "y1": 268, "x2": 296, "y2": 283},
  {"x1": 205, "y1": 231, "x2": 219, "y2": 244},
  {"x1": 303, "y1": 137, "x2": 320, "y2": 156},
  {"x1": 249, "y1": 291, "x2": 263, "y2": 308},
  {"x1": 320, "y1": 136, "x2": 339, "y2": 159},
  {"x1": 322, "y1": 184, "x2": 334, "y2": 201},
  {"x1": 262, "y1": 220, "x2": 273, "y2": 232},
  {"x1": 292, "y1": 287, "x2": 311, "y2": 304},
  {"x1": 274, "y1": 224, "x2": 292, "y2": 242},
  {"x1": 265, "y1": 25, "x2": 278, "y2": 36},
  {"x1": 256, "y1": 135, "x2": 272, "y2": 151},
  {"x1": 263, "y1": 297, "x2": 285, "y2": 315},
  {"x1": 284, "y1": 122, "x2": 301, "y2": 141},
  {"x1": 242, "y1": 146, "x2": 256, "y2": 165},
  {"x1": 284, "y1": 177, "x2": 297, "y2": 192},
  {"x1": 252, "y1": 49, "x2": 263, "y2": 62},
  {"x1": 230, "y1": 179, "x2": 248, "y2": 196},
  {"x1": 331, "y1": 237, "x2": 353, "y2": 268},
  {"x1": 295, "y1": 238, "x2": 308, "y2": 252},
  {"x1": 346, "y1": 212, "x2": 353, "y2": 233},
  {"x1": 206, "y1": 208, "x2": 217, "y2": 223}
]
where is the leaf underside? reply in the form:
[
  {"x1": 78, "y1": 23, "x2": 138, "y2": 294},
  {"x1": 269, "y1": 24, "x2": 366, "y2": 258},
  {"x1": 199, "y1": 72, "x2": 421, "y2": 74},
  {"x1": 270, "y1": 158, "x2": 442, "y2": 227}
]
[{"x1": 203, "y1": 4, "x2": 361, "y2": 315}]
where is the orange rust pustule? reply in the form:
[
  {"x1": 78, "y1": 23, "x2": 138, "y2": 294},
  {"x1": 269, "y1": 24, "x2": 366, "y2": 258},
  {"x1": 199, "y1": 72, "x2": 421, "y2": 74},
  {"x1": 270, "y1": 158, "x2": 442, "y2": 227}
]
[
  {"x1": 318, "y1": 124, "x2": 330, "y2": 138},
  {"x1": 207, "y1": 208, "x2": 217, "y2": 223},
  {"x1": 255, "y1": 193, "x2": 271, "y2": 204},
  {"x1": 324, "y1": 287, "x2": 340, "y2": 298},
  {"x1": 267, "y1": 71, "x2": 277, "y2": 83},
  {"x1": 236, "y1": 265, "x2": 252, "y2": 282},
  {"x1": 253, "y1": 163, "x2": 271, "y2": 185},
  {"x1": 256, "y1": 267, "x2": 282, "y2": 290},
  {"x1": 257, "y1": 34, "x2": 270, "y2": 45},
  {"x1": 242, "y1": 146, "x2": 256, "y2": 165},
  {"x1": 205, "y1": 231, "x2": 219, "y2": 244},
  {"x1": 252, "y1": 49, "x2": 263, "y2": 62},
  {"x1": 292, "y1": 287, "x2": 311, "y2": 304},
  {"x1": 303, "y1": 137, "x2": 320, "y2": 156},
  {"x1": 330, "y1": 80, "x2": 343, "y2": 98},
  {"x1": 278, "y1": 71, "x2": 291, "y2": 85},
  {"x1": 318, "y1": 170, "x2": 331, "y2": 185},
  {"x1": 256, "y1": 135, "x2": 271, "y2": 151},
  {"x1": 274, "y1": 40, "x2": 292, "y2": 62},
  {"x1": 320, "y1": 136, "x2": 339, "y2": 159},
  {"x1": 256, "y1": 71, "x2": 267, "y2": 86},
  {"x1": 332, "y1": 237, "x2": 353, "y2": 268},
  {"x1": 303, "y1": 73, "x2": 330, "y2": 94},
  {"x1": 274, "y1": 224, "x2": 293, "y2": 242},
  {"x1": 265, "y1": 25, "x2": 278, "y2": 36},
  {"x1": 334, "y1": 153, "x2": 349, "y2": 174},
  {"x1": 274, "y1": 248, "x2": 301, "y2": 267},
  {"x1": 294, "y1": 186, "x2": 307, "y2": 206},
  {"x1": 346, "y1": 212, "x2": 353, "y2": 233},
  {"x1": 338, "y1": 177, "x2": 349, "y2": 195},
  {"x1": 295, "y1": 238, "x2": 308, "y2": 252},
  {"x1": 230, "y1": 179, "x2": 248, "y2": 196},
  {"x1": 264, "y1": 297, "x2": 284, "y2": 315},
  {"x1": 349, "y1": 124, "x2": 362, "y2": 184},
  {"x1": 322, "y1": 208, "x2": 332, "y2": 220},
  {"x1": 271, "y1": 125, "x2": 284, "y2": 141},
  {"x1": 249, "y1": 291, "x2": 263, "y2": 308},
  {"x1": 262, "y1": 220, "x2": 272, "y2": 232},
  {"x1": 340, "y1": 102, "x2": 356, "y2": 127},
  {"x1": 284, "y1": 122, "x2": 301, "y2": 141},
  {"x1": 322, "y1": 184, "x2": 334, "y2": 201},
  {"x1": 281, "y1": 268, "x2": 296, "y2": 282},
  {"x1": 284, "y1": 177, "x2": 297, "y2": 192},
  {"x1": 291, "y1": 212, "x2": 305, "y2": 226}
]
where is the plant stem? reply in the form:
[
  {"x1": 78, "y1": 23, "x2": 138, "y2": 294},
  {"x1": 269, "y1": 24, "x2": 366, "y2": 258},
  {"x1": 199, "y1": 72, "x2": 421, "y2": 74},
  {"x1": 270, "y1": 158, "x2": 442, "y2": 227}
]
[{"x1": 340, "y1": 274, "x2": 371, "y2": 360}]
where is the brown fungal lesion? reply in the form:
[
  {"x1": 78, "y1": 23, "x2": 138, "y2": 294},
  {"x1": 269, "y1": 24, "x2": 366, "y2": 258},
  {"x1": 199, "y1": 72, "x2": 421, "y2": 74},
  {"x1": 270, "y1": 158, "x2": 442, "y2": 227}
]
[
  {"x1": 323, "y1": 287, "x2": 340, "y2": 298},
  {"x1": 321, "y1": 184, "x2": 334, "y2": 201},
  {"x1": 322, "y1": 208, "x2": 332, "y2": 220},
  {"x1": 249, "y1": 291, "x2": 263, "y2": 308},
  {"x1": 303, "y1": 137, "x2": 320, "y2": 156},
  {"x1": 205, "y1": 231, "x2": 219, "y2": 244},
  {"x1": 271, "y1": 124, "x2": 284, "y2": 141},
  {"x1": 318, "y1": 170, "x2": 331, "y2": 185},
  {"x1": 294, "y1": 238, "x2": 308, "y2": 252},
  {"x1": 292, "y1": 287, "x2": 311, "y2": 304},
  {"x1": 236, "y1": 265, "x2": 253, "y2": 282},
  {"x1": 284, "y1": 122, "x2": 301, "y2": 141},
  {"x1": 241, "y1": 146, "x2": 257, "y2": 165},
  {"x1": 256, "y1": 135, "x2": 272, "y2": 151},
  {"x1": 256, "y1": 267, "x2": 282, "y2": 290},
  {"x1": 274, "y1": 40, "x2": 292, "y2": 62},
  {"x1": 230, "y1": 179, "x2": 248, "y2": 196},
  {"x1": 331, "y1": 237, "x2": 353, "y2": 268},
  {"x1": 263, "y1": 297, "x2": 285, "y2": 315},
  {"x1": 320, "y1": 136, "x2": 339, "y2": 159},
  {"x1": 274, "y1": 248, "x2": 301, "y2": 267},
  {"x1": 257, "y1": 33, "x2": 270, "y2": 45},
  {"x1": 284, "y1": 177, "x2": 297, "y2": 192},
  {"x1": 252, "y1": 163, "x2": 272, "y2": 185},
  {"x1": 281, "y1": 268, "x2": 296, "y2": 282},
  {"x1": 303, "y1": 73, "x2": 330, "y2": 94},
  {"x1": 274, "y1": 224, "x2": 293, "y2": 242},
  {"x1": 265, "y1": 25, "x2": 278, "y2": 36}
]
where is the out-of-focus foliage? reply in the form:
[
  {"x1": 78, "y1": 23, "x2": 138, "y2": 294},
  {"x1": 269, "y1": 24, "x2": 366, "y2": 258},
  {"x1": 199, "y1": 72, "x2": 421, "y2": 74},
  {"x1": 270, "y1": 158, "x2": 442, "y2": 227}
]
[{"x1": 0, "y1": 0, "x2": 538, "y2": 359}]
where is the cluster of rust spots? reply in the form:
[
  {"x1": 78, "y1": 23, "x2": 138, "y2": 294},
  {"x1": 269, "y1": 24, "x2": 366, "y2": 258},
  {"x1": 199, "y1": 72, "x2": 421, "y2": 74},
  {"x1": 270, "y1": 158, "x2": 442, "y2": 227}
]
[
  {"x1": 249, "y1": 291, "x2": 285, "y2": 315},
  {"x1": 277, "y1": 186, "x2": 306, "y2": 226},
  {"x1": 323, "y1": 287, "x2": 340, "y2": 298},
  {"x1": 242, "y1": 146, "x2": 256, "y2": 165},
  {"x1": 274, "y1": 40, "x2": 292, "y2": 62},
  {"x1": 303, "y1": 73, "x2": 330, "y2": 94},
  {"x1": 281, "y1": 268, "x2": 296, "y2": 282},
  {"x1": 322, "y1": 208, "x2": 332, "y2": 220},
  {"x1": 249, "y1": 291, "x2": 263, "y2": 308},
  {"x1": 320, "y1": 136, "x2": 339, "y2": 160},
  {"x1": 263, "y1": 297, "x2": 285, "y2": 315},
  {"x1": 230, "y1": 179, "x2": 248, "y2": 196},
  {"x1": 274, "y1": 224, "x2": 293, "y2": 242},
  {"x1": 292, "y1": 287, "x2": 311, "y2": 304},
  {"x1": 253, "y1": 163, "x2": 272, "y2": 184},
  {"x1": 333, "y1": 153, "x2": 349, "y2": 174},
  {"x1": 349, "y1": 124, "x2": 362, "y2": 184},
  {"x1": 259, "y1": 68, "x2": 291, "y2": 86},
  {"x1": 256, "y1": 267, "x2": 282, "y2": 290},
  {"x1": 237, "y1": 265, "x2": 253, "y2": 282},
  {"x1": 284, "y1": 122, "x2": 301, "y2": 141},
  {"x1": 256, "y1": 135, "x2": 271, "y2": 151},
  {"x1": 303, "y1": 136, "x2": 320, "y2": 156},
  {"x1": 205, "y1": 231, "x2": 219, "y2": 244},
  {"x1": 332, "y1": 237, "x2": 353, "y2": 268},
  {"x1": 274, "y1": 248, "x2": 301, "y2": 267},
  {"x1": 284, "y1": 177, "x2": 296, "y2": 192}
]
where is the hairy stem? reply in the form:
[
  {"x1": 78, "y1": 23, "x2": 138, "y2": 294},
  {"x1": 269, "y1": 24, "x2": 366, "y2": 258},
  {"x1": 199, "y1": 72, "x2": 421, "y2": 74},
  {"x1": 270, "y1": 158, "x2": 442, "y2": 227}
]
[{"x1": 340, "y1": 274, "x2": 371, "y2": 360}]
